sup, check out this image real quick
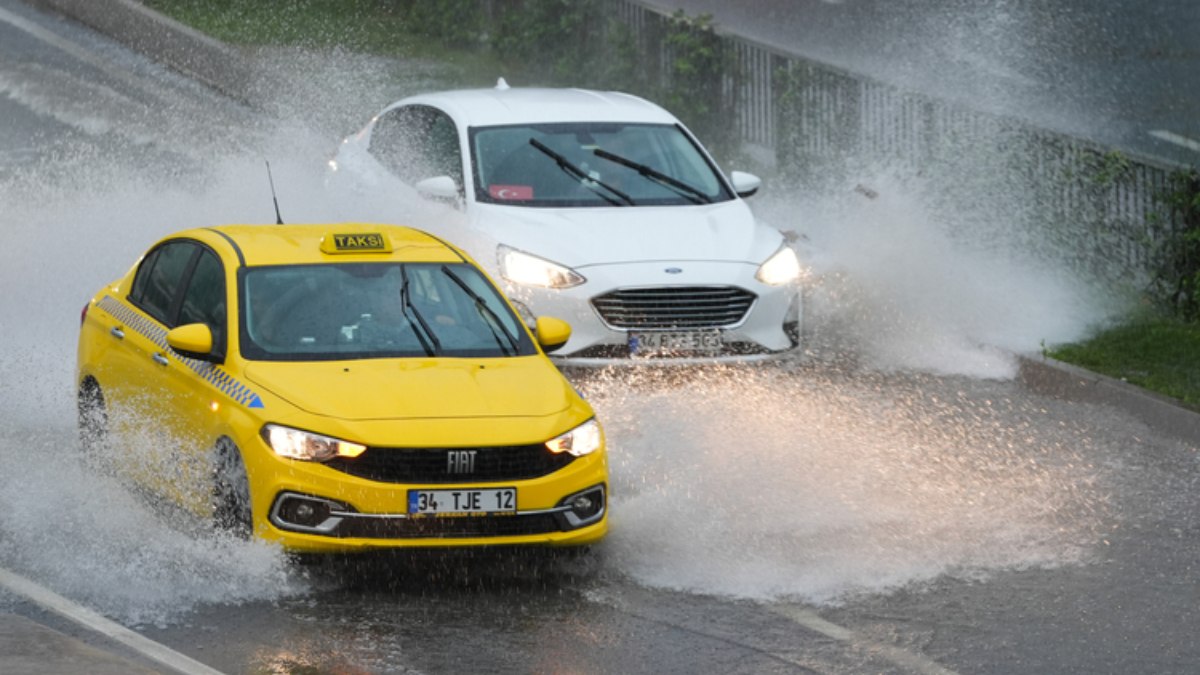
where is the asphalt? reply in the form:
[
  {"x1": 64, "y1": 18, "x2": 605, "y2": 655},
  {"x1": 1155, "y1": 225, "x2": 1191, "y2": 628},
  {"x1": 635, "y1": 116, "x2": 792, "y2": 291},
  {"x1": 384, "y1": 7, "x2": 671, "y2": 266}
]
[
  {"x1": 3, "y1": 1, "x2": 1199, "y2": 674},
  {"x1": 0, "y1": 614, "x2": 159, "y2": 675}
]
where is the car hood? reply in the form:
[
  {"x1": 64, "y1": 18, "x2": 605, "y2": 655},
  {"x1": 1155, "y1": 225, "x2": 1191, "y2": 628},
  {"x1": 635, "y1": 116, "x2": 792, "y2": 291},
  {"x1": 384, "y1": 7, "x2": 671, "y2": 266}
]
[
  {"x1": 470, "y1": 200, "x2": 782, "y2": 269},
  {"x1": 243, "y1": 358, "x2": 573, "y2": 421}
]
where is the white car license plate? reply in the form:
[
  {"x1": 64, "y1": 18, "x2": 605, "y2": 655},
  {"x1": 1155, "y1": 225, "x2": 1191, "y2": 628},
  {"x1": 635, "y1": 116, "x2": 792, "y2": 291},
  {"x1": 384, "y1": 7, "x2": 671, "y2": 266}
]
[
  {"x1": 408, "y1": 488, "x2": 516, "y2": 515},
  {"x1": 630, "y1": 330, "x2": 722, "y2": 355}
]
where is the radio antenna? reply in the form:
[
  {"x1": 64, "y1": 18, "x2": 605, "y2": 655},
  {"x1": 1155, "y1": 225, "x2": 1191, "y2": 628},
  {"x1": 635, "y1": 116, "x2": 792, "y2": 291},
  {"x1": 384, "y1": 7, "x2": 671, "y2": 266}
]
[{"x1": 265, "y1": 160, "x2": 284, "y2": 224}]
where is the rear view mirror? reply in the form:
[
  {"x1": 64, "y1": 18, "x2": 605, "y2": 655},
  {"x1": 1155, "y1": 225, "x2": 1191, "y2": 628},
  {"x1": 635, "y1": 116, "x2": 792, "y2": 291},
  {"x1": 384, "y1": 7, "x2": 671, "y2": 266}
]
[
  {"x1": 534, "y1": 316, "x2": 572, "y2": 353},
  {"x1": 415, "y1": 175, "x2": 460, "y2": 202},
  {"x1": 730, "y1": 171, "x2": 761, "y2": 198},
  {"x1": 167, "y1": 323, "x2": 221, "y2": 363}
]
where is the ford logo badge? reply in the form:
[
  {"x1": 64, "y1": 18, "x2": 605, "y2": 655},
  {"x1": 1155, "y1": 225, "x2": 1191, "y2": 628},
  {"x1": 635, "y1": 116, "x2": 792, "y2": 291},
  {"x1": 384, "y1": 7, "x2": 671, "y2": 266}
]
[{"x1": 664, "y1": 267, "x2": 683, "y2": 274}]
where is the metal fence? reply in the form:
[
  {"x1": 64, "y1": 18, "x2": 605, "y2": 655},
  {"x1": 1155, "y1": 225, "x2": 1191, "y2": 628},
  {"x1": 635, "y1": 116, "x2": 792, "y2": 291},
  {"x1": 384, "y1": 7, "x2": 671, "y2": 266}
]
[{"x1": 614, "y1": 0, "x2": 1189, "y2": 287}]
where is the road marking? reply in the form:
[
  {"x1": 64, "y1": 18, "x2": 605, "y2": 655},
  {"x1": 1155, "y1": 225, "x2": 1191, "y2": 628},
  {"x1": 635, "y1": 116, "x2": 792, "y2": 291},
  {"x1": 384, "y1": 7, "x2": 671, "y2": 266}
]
[
  {"x1": 0, "y1": 6, "x2": 174, "y2": 107},
  {"x1": 0, "y1": 566, "x2": 225, "y2": 675},
  {"x1": 1150, "y1": 129, "x2": 1200, "y2": 153},
  {"x1": 769, "y1": 604, "x2": 961, "y2": 675}
]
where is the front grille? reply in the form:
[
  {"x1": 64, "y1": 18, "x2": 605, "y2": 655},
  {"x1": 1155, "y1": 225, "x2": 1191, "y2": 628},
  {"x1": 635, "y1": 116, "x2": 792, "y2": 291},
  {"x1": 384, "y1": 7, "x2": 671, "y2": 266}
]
[
  {"x1": 591, "y1": 286, "x2": 756, "y2": 329},
  {"x1": 324, "y1": 445, "x2": 575, "y2": 484},
  {"x1": 336, "y1": 513, "x2": 564, "y2": 539}
]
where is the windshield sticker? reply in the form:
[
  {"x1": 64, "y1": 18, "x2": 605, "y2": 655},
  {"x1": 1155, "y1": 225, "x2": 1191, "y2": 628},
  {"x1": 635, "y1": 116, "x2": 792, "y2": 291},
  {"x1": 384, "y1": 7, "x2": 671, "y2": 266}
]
[{"x1": 488, "y1": 185, "x2": 534, "y2": 200}]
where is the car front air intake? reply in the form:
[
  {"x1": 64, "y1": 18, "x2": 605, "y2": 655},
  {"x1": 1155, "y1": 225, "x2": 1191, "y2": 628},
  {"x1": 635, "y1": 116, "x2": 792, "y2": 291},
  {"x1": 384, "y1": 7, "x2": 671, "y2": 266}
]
[{"x1": 591, "y1": 286, "x2": 756, "y2": 329}]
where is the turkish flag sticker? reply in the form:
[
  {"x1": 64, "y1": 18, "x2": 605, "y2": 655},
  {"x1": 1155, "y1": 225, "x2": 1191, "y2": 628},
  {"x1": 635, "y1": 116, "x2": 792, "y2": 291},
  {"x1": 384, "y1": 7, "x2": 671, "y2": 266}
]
[{"x1": 488, "y1": 184, "x2": 534, "y2": 200}]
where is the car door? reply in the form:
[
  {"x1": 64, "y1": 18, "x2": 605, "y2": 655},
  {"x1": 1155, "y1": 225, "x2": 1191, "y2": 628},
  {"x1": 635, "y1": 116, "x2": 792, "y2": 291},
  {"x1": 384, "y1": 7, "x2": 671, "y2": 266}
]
[
  {"x1": 107, "y1": 238, "x2": 234, "y2": 511},
  {"x1": 158, "y1": 245, "x2": 231, "y2": 514},
  {"x1": 98, "y1": 239, "x2": 201, "y2": 490}
]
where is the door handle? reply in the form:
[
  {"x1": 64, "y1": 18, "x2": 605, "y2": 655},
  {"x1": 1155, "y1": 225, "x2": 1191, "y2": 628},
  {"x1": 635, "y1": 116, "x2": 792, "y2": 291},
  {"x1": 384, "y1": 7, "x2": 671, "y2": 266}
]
[
  {"x1": 109, "y1": 327, "x2": 125, "y2": 339},
  {"x1": 152, "y1": 353, "x2": 169, "y2": 366}
]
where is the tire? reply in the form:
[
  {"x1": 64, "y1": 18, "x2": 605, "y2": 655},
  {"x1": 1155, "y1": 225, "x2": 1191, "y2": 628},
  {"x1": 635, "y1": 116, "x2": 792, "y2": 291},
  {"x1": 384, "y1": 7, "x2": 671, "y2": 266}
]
[
  {"x1": 77, "y1": 379, "x2": 108, "y2": 456},
  {"x1": 211, "y1": 437, "x2": 253, "y2": 539}
]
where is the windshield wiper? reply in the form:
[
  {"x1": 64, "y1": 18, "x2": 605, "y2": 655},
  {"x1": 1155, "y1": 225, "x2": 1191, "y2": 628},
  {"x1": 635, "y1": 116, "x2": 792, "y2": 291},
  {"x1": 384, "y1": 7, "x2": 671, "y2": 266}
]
[
  {"x1": 528, "y1": 138, "x2": 635, "y2": 206},
  {"x1": 400, "y1": 265, "x2": 440, "y2": 356},
  {"x1": 593, "y1": 148, "x2": 712, "y2": 204},
  {"x1": 440, "y1": 266, "x2": 520, "y2": 357}
]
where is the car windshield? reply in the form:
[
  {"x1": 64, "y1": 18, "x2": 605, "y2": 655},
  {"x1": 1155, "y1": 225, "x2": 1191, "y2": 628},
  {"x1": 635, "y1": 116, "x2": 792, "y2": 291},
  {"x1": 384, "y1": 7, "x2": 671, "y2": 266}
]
[
  {"x1": 470, "y1": 122, "x2": 732, "y2": 207},
  {"x1": 240, "y1": 262, "x2": 533, "y2": 361}
]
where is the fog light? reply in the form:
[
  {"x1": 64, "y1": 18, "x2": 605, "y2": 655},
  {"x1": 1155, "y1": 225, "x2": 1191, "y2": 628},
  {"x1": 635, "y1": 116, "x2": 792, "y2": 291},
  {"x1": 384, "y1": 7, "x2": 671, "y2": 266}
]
[
  {"x1": 294, "y1": 502, "x2": 316, "y2": 521},
  {"x1": 280, "y1": 497, "x2": 330, "y2": 527},
  {"x1": 556, "y1": 485, "x2": 606, "y2": 529},
  {"x1": 270, "y1": 493, "x2": 346, "y2": 534}
]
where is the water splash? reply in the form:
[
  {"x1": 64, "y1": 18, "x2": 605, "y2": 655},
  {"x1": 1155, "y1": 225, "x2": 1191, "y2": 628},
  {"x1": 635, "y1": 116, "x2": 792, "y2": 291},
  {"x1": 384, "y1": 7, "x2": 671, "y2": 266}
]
[
  {"x1": 0, "y1": 426, "x2": 296, "y2": 626},
  {"x1": 762, "y1": 170, "x2": 1125, "y2": 378},
  {"x1": 0, "y1": 38, "x2": 1121, "y2": 625},
  {"x1": 582, "y1": 366, "x2": 1107, "y2": 604}
]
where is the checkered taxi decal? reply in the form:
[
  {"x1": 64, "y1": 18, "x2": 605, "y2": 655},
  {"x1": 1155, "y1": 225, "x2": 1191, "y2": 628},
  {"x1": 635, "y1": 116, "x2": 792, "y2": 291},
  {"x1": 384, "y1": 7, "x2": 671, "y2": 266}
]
[{"x1": 96, "y1": 296, "x2": 264, "y2": 409}]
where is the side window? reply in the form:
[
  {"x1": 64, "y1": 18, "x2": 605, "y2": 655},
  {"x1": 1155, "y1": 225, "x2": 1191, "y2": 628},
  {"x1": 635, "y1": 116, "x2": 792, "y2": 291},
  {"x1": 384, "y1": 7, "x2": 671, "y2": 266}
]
[
  {"x1": 370, "y1": 105, "x2": 462, "y2": 187},
  {"x1": 130, "y1": 241, "x2": 196, "y2": 325},
  {"x1": 370, "y1": 106, "x2": 424, "y2": 184},
  {"x1": 129, "y1": 247, "x2": 161, "y2": 302},
  {"x1": 425, "y1": 109, "x2": 463, "y2": 187},
  {"x1": 178, "y1": 250, "x2": 226, "y2": 342}
]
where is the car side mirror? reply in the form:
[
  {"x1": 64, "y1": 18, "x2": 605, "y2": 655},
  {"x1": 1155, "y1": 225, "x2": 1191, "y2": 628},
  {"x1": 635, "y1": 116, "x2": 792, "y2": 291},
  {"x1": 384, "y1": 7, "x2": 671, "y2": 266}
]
[
  {"x1": 730, "y1": 171, "x2": 761, "y2": 198},
  {"x1": 415, "y1": 176, "x2": 461, "y2": 206},
  {"x1": 167, "y1": 323, "x2": 222, "y2": 363},
  {"x1": 534, "y1": 316, "x2": 572, "y2": 353}
]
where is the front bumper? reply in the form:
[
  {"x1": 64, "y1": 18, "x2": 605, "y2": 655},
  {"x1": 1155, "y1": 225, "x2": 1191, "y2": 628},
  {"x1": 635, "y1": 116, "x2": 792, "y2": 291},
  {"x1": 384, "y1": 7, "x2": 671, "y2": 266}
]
[
  {"x1": 269, "y1": 484, "x2": 605, "y2": 541},
  {"x1": 246, "y1": 434, "x2": 609, "y2": 553},
  {"x1": 503, "y1": 260, "x2": 804, "y2": 366}
]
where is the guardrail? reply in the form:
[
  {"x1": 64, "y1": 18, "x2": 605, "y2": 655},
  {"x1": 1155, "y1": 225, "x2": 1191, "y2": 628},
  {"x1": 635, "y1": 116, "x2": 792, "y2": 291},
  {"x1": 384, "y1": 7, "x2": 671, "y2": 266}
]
[{"x1": 618, "y1": 0, "x2": 1189, "y2": 288}]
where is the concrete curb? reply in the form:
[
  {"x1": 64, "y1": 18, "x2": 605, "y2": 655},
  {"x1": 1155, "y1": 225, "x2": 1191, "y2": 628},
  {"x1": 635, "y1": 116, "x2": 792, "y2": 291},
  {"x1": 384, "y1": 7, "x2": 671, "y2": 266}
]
[
  {"x1": 23, "y1": 0, "x2": 254, "y2": 103},
  {"x1": 1017, "y1": 353, "x2": 1200, "y2": 445}
]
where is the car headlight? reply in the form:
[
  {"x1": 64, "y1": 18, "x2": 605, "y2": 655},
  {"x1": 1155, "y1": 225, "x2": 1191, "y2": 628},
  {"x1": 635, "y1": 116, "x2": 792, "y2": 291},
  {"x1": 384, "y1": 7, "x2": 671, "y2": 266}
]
[
  {"x1": 755, "y1": 245, "x2": 802, "y2": 286},
  {"x1": 262, "y1": 424, "x2": 367, "y2": 462},
  {"x1": 498, "y1": 245, "x2": 586, "y2": 289},
  {"x1": 545, "y1": 419, "x2": 603, "y2": 457}
]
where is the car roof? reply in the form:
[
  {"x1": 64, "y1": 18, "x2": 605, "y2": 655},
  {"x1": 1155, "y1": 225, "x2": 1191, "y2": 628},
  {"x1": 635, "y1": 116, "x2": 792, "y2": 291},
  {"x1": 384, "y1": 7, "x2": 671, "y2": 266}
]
[
  {"x1": 389, "y1": 85, "x2": 680, "y2": 127},
  {"x1": 192, "y1": 224, "x2": 467, "y2": 267}
]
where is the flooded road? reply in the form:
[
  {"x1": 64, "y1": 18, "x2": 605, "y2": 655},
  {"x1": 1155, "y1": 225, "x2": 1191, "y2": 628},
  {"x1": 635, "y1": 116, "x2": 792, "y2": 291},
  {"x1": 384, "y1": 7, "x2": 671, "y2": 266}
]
[
  {"x1": 119, "y1": 363, "x2": 1198, "y2": 673},
  {"x1": 2, "y1": 1, "x2": 1199, "y2": 672}
]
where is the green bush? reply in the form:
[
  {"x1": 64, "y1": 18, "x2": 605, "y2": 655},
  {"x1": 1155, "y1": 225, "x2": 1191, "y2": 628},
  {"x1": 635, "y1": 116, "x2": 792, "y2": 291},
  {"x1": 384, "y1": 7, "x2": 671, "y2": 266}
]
[{"x1": 1151, "y1": 169, "x2": 1200, "y2": 321}]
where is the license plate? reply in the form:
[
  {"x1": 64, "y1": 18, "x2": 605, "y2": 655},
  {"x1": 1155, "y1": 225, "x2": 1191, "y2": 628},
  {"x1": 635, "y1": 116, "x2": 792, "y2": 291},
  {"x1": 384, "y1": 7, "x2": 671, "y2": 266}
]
[
  {"x1": 629, "y1": 330, "x2": 722, "y2": 355},
  {"x1": 407, "y1": 488, "x2": 516, "y2": 515}
]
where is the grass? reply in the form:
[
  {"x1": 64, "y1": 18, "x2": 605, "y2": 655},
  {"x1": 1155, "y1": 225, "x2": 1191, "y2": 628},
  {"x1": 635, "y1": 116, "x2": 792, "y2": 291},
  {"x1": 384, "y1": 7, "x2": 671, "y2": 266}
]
[
  {"x1": 141, "y1": 0, "x2": 505, "y2": 84},
  {"x1": 1048, "y1": 316, "x2": 1200, "y2": 408},
  {"x1": 143, "y1": 0, "x2": 404, "y2": 49}
]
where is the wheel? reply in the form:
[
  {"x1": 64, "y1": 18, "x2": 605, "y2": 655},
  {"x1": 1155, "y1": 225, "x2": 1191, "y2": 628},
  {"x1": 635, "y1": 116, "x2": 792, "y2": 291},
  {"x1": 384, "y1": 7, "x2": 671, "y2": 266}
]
[
  {"x1": 77, "y1": 378, "x2": 108, "y2": 456},
  {"x1": 211, "y1": 437, "x2": 253, "y2": 539}
]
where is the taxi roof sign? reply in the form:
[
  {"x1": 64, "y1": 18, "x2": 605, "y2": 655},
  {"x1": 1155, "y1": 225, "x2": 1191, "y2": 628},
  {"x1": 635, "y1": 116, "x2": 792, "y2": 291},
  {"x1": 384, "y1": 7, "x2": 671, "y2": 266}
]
[{"x1": 320, "y1": 232, "x2": 392, "y2": 255}]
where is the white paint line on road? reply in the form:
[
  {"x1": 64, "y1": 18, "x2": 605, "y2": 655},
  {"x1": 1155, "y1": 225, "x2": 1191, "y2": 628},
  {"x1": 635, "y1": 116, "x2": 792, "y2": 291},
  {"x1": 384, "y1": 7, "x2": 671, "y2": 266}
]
[
  {"x1": 0, "y1": 6, "x2": 172, "y2": 105},
  {"x1": 1150, "y1": 129, "x2": 1200, "y2": 153},
  {"x1": 0, "y1": 566, "x2": 225, "y2": 675},
  {"x1": 769, "y1": 604, "x2": 962, "y2": 675}
]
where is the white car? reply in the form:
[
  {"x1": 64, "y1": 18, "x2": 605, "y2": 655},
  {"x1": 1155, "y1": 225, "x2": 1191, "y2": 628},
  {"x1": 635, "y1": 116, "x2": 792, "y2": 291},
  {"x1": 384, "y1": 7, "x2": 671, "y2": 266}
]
[{"x1": 328, "y1": 79, "x2": 807, "y2": 365}]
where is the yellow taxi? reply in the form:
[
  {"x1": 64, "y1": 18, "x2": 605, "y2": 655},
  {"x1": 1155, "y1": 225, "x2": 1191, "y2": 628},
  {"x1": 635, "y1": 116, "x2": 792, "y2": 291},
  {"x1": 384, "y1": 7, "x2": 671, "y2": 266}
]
[{"x1": 76, "y1": 224, "x2": 607, "y2": 553}]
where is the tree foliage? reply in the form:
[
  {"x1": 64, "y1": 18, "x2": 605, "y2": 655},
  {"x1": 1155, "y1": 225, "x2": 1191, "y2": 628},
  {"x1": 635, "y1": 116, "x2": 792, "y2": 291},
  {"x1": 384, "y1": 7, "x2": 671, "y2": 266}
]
[{"x1": 1152, "y1": 169, "x2": 1200, "y2": 321}]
